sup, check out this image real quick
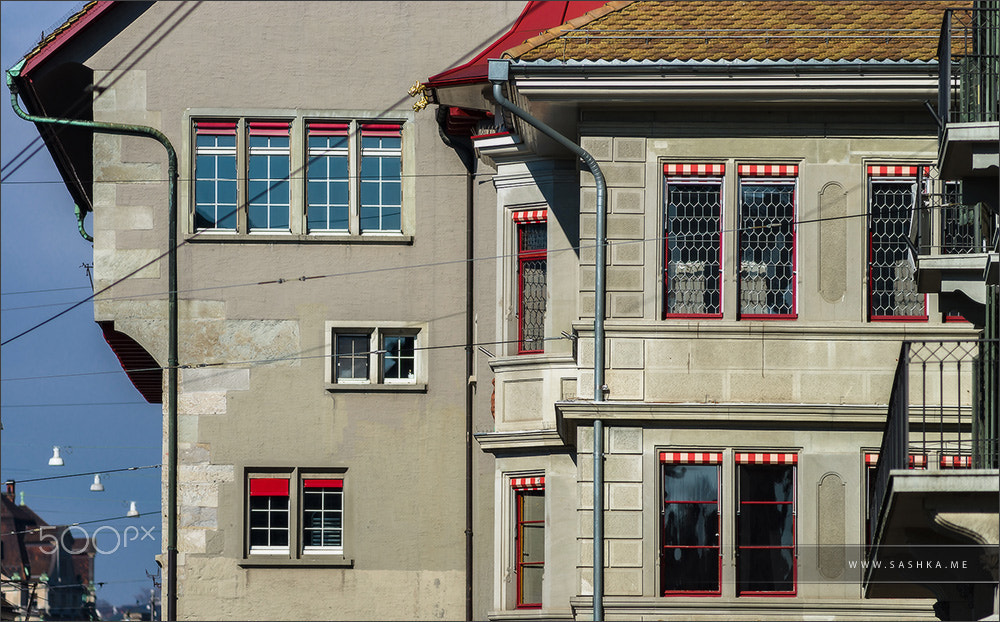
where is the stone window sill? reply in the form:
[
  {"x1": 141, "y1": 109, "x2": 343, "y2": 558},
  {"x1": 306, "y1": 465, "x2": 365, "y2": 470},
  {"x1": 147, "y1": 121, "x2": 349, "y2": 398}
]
[
  {"x1": 325, "y1": 383, "x2": 427, "y2": 393},
  {"x1": 238, "y1": 556, "x2": 354, "y2": 568}
]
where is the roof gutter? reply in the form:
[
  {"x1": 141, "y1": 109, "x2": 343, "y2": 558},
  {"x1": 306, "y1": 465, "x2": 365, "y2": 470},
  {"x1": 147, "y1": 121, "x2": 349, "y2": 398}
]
[
  {"x1": 489, "y1": 58, "x2": 607, "y2": 621},
  {"x1": 7, "y1": 59, "x2": 181, "y2": 622}
]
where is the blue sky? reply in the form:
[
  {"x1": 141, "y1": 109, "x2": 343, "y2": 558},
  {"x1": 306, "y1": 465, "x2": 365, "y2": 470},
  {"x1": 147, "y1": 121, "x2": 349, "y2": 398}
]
[{"x1": 1, "y1": 1, "x2": 162, "y2": 608}]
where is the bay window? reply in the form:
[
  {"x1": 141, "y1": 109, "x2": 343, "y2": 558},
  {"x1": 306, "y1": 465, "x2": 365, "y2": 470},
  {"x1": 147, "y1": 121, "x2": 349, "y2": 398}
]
[{"x1": 511, "y1": 476, "x2": 545, "y2": 609}]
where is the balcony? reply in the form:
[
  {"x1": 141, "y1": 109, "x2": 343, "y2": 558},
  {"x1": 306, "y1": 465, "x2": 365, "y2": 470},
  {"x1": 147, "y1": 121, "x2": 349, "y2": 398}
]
[
  {"x1": 936, "y1": 7, "x2": 999, "y2": 179},
  {"x1": 865, "y1": 339, "x2": 999, "y2": 621}
]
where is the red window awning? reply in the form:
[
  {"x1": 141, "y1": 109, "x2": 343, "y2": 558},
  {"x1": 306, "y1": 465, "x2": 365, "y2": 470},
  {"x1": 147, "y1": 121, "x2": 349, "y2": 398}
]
[
  {"x1": 308, "y1": 122, "x2": 349, "y2": 136},
  {"x1": 659, "y1": 452, "x2": 723, "y2": 464},
  {"x1": 195, "y1": 121, "x2": 237, "y2": 135},
  {"x1": 510, "y1": 476, "x2": 545, "y2": 490},
  {"x1": 939, "y1": 455, "x2": 972, "y2": 468},
  {"x1": 249, "y1": 478, "x2": 289, "y2": 496},
  {"x1": 248, "y1": 121, "x2": 290, "y2": 136},
  {"x1": 738, "y1": 164, "x2": 798, "y2": 177},
  {"x1": 735, "y1": 452, "x2": 798, "y2": 465},
  {"x1": 867, "y1": 165, "x2": 931, "y2": 177},
  {"x1": 303, "y1": 478, "x2": 344, "y2": 489},
  {"x1": 361, "y1": 123, "x2": 402, "y2": 138},
  {"x1": 664, "y1": 163, "x2": 725, "y2": 176},
  {"x1": 511, "y1": 210, "x2": 547, "y2": 224}
]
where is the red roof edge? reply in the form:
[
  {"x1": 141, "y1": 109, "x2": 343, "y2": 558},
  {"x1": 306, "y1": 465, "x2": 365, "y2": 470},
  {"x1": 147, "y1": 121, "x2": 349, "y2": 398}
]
[
  {"x1": 425, "y1": 1, "x2": 606, "y2": 88},
  {"x1": 21, "y1": 1, "x2": 117, "y2": 78},
  {"x1": 99, "y1": 320, "x2": 163, "y2": 404}
]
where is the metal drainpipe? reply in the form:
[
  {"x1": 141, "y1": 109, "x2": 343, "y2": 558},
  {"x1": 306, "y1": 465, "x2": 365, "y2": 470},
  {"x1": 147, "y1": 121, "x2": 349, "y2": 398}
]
[
  {"x1": 7, "y1": 62, "x2": 180, "y2": 621},
  {"x1": 74, "y1": 204, "x2": 94, "y2": 242},
  {"x1": 488, "y1": 59, "x2": 607, "y2": 621}
]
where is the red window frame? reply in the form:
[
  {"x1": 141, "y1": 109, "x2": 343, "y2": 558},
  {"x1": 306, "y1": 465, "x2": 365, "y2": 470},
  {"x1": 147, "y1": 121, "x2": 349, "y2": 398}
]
[
  {"x1": 736, "y1": 165, "x2": 798, "y2": 320},
  {"x1": 515, "y1": 211, "x2": 547, "y2": 354},
  {"x1": 735, "y1": 453, "x2": 797, "y2": 597},
  {"x1": 663, "y1": 163, "x2": 725, "y2": 319},
  {"x1": 512, "y1": 476, "x2": 545, "y2": 609},
  {"x1": 866, "y1": 165, "x2": 929, "y2": 321},
  {"x1": 659, "y1": 451, "x2": 723, "y2": 596}
]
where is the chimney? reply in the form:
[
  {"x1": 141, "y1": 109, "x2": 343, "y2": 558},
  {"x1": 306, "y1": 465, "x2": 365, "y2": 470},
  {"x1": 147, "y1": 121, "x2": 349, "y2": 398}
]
[{"x1": 4, "y1": 480, "x2": 14, "y2": 502}]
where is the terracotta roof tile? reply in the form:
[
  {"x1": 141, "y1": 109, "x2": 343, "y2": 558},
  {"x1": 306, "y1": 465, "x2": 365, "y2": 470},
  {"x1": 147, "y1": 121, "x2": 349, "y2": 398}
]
[{"x1": 512, "y1": 1, "x2": 969, "y2": 62}]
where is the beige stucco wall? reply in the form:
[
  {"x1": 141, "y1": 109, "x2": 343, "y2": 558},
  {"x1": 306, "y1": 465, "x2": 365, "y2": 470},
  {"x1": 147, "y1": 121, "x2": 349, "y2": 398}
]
[{"x1": 25, "y1": 2, "x2": 526, "y2": 619}]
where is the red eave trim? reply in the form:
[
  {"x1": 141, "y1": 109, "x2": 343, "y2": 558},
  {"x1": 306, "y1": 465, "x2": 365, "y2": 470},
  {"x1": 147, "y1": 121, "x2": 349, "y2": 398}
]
[
  {"x1": 424, "y1": 1, "x2": 605, "y2": 88},
  {"x1": 21, "y1": 1, "x2": 117, "y2": 78}
]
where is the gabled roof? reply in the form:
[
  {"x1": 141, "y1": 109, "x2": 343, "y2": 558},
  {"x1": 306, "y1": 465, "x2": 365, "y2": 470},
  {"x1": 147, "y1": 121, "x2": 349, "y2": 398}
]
[
  {"x1": 425, "y1": 0, "x2": 608, "y2": 87},
  {"x1": 507, "y1": 0, "x2": 962, "y2": 63},
  {"x1": 19, "y1": 1, "x2": 114, "y2": 78}
]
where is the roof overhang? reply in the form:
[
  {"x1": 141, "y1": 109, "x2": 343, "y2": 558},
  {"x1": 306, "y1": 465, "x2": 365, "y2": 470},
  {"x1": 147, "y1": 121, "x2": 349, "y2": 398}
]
[{"x1": 506, "y1": 59, "x2": 940, "y2": 105}]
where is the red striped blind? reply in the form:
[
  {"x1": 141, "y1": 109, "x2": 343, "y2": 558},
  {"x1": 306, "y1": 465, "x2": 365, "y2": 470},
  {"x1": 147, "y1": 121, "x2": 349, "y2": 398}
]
[
  {"x1": 939, "y1": 455, "x2": 972, "y2": 469},
  {"x1": 867, "y1": 165, "x2": 931, "y2": 177},
  {"x1": 511, "y1": 210, "x2": 547, "y2": 224},
  {"x1": 663, "y1": 163, "x2": 725, "y2": 176},
  {"x1": 510, "y1": 476, "x2": 545, "y2": 490},
  {"x1": 909, "y1": 454, "x2": 928, "y2": 469},
  {"x1": 735, "y1": 452, "x2": 797, "y2": 465},
  {"x1": 865, "y1": 453, "x2": 879, "y2": 466},
  {"x1": 659, "y1": 452, "x2": 723, "y2": 464},
  {"x1": 738, "y1": 164, "x2": 798, "y2": 177},
  {"x1": 249, "y1": 478, "x2": 288, "y2": 496}
]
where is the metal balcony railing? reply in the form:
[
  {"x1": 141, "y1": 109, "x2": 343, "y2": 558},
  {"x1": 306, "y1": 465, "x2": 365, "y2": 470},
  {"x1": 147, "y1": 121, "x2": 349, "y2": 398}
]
[
  {"x1": 868, "y1": 335, "x2": 1000, "y2": 549},
  {"x1": 912, "y1": 179, "x2": 999, "y2": 256},
  {"x1": 938, "y1": 6, "x2": 1000, "y2": 125}
]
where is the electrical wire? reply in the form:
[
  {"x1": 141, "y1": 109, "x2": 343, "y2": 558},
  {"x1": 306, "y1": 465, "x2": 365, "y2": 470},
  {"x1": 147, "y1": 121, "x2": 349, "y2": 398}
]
[
  {"x1": 7, "y1": 464, "x2": 160, "y2": 484},
  {"x1": 2, "y1": 511, "x2": 160, "y2": 537}
]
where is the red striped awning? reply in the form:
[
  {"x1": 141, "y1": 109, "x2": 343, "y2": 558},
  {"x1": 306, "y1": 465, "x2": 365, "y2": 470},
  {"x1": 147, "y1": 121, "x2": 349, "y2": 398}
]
[
  {"x1": 735, "y1": 452, "x2": 797, "y2": 465},
  {"x1": 867, "y1": 165, "x2": 931, "y2": 177},
  {"x1": 195, "y1": 121, "x2": 237, "y2": 135},
  {"x1": 738, "y1": 164, "x2": 798, "y2": 177},
  {"x1": 909, "y1": 454, "x2": 928, "y2": 469},
  {"x1": 308, "y1": 122, "x2": 349, "y2": 137},
  {"x1": 660, "y1": 452, "x2": 722, "y2": 464},
  {"x1": 512, "y1": 210, "x2": 547, "y2": 224},
  {"x1": 248, "y1": 121, "x2": 290, "y2": 136},
  {"x1": 865, "y1": 453, "x2": 879, "y2": 465},
  {"x1": 249, "y1": 478, "x2": 289, "y2": 496},
  {"x1": 361, "y1": 123, "x2": 402, "y2": 137},
  {"x1": 939, "y1": 455, "x2": 972, "y2": 469},
  {"x1": 510, "y1": 476, "x2": 545, "y2": 490},
  {"x1": 303, "y1": 478, "x2": 344, "y2": 489},
  {"x1": 663, "y1": 163, "x2": 725, "y2": 176}
]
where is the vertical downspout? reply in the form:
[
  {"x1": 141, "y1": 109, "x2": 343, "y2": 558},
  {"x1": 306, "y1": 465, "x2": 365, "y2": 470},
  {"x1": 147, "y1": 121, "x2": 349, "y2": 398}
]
[
  {"x1": 8, "y1": 64, "x2": 180, "y2": 621},
  {"x1": 436, "y1": 108, "x2": 477, "y2": 621},
  {"x1": 488, "y1": 59, "x2": 607, "y2": 621}
]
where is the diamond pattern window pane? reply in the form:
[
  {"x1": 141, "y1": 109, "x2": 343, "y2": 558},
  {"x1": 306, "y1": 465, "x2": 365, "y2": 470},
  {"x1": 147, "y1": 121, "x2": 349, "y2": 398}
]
[
  {"x1": 739, "y1": 183, "x2": 796, "y2": 316},
  {"x1": 869, "y1": 181, "x2": 924, "y2": 318},
  {"x1": 518, "y1": 223, "x2": 546, "y2": 354},
  {"x1": 665, "y1": 183, "x2": 722, "y2": 316}
]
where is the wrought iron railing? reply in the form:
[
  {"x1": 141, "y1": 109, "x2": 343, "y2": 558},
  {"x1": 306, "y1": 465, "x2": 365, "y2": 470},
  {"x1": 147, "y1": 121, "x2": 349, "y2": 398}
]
[
  {"x1": 912, "y1": 178, "x2": 998, "y2": 256},
  {"x1": 868, "y1": 336, "x2": 1000, "y2": 548},
  {"x1": 938, "y1": 6, "x2": 1000, "y2": 125}
]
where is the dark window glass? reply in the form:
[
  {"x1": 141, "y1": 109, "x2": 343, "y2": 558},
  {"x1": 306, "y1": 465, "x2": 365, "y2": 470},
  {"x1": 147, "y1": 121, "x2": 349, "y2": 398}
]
[
  {"x1": 661, "y1": 464, "x2": 720, "y2": 594},
  {"x1": 665, "y1": 183, "x2": 722, "y2": 316},
  {"x1": 737, "y1": 464, "x2": 795, "y2": 595},
  {"x1": 516, "y1": 489, "x2": 544, "y2": 608}
]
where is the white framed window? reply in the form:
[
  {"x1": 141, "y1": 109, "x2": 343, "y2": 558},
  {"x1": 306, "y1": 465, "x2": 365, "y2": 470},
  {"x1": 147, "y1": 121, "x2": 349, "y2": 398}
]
[
  {"x1": 325, "y1": 323, "x2": 424, "y2": 387},
  {"x1": 191, "y1": 115, "x2": 408, "y2": 236},
  {"x1": 245, "y1": 470, "x2": 348, "y2": 560}
]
